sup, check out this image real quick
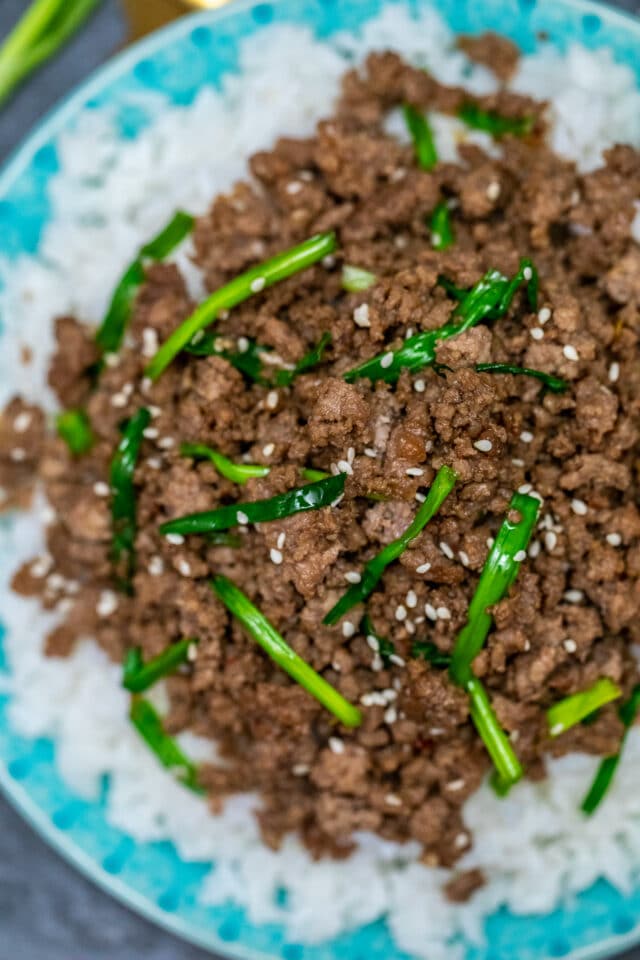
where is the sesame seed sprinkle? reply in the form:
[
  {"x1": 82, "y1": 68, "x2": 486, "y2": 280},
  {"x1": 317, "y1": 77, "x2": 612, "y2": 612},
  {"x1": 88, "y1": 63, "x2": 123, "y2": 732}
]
[
  {"x1": 13, "y1": 411, "x2": 32, "y2": 433},
  {"x1": 10, "y1": 448, "x2": 26, "y2": 462},
  {"x1": 166, "y1": 533, "x2": 185, "y2": 546},
  {"x1": 406, "y1": 590, "x2": 417, "y2": 609},
  {"x1": 143, "y1": 427, "x2": 159, "y2": 440},
  {"x1": 571, "y1": 498, "x2": 588, "y2": 516},
  {"x1": 514, "y1": 550, "x2": 527, "y2": 562},
  {"x1": 414, "y1": 379, "x2": 426, "y2": 393},
  {"x1": 237, "y1": 511, "x2": 249, "y2": 525},
  {"x1": 563, "y1": 639, "x2": 578, "y2": 653},
  {"x1": 177, "y1": 559, "x2": 192, "y2": 577},
  {"x1": 97, "y1": 590, "x2": 118, "y2": 618},
  {"x1": 364, "y1": 448, "x2": 377, "y2": 458},
  {"x1": 486, "y1": 180, "x2": 501, "y2": 201},
  {"x1": 512, "y1": 458, "x2": 525, "y2": 467},
  {"x1": 270, "y1": 548, "x2": 283, "y2": 565},
  {"x1": 425, "y1": 603, "x2": 437, "y2": 622},
  {"x1": 104, "y1": 352, "x2": 120, "y2": 368},
  {"x1": 518, "y1": 483, "x2": 533, "y2": 494},
  {"x1": 328, "y1": 737, "x2": 344, "y2": 755},
  {"x1": 286, "y1": 180, "x2": 302, "y2": 195},
  {"x1": 93, "y1": 481, "x2": 110, "y2": 497},
  {"x1": 416, "y1": 562, "x2": 431, "y2": 574},
  {"x1": 147, "y1": 457, "x2": 162, "y2": 470},
  {"x1": 158, "y1": 436, "x2": 175, "y2": 449},
  {"x1": 520, "y1": 431, "x2": 534, "y2": 444},
  {"x1": 563, "y1": 344, "x2": 579, "y2": 362},
  {"x1": 353, "y1": 303, "x2": 371, "y2": 328},
  {"x1": 380, "y1": 352, "x2": 394, "y2": 369},
  {"x1": 395, "y1": 605, "x2": 407, "y2": 622},
  {"x1": 384, "y1": 706, "x2": 398, "y2": 725},
  {"x1": 474, "y1": 439, "x2": 493, "y2": 453},
  {"x1": 262, "y1": 443, "x2": 275, "y2": 457},
  {"x1": 530, "y1": 327, "x2": 544, "y2": 341},
  {"x1": 30, "y1": 555, "x2": 52, "y2": 579},
  {"x1": 437, "y1": 606, "x2": 452, "y2": 620},
  {"x1": 366, "y1": 635, "x2": 380, "y2": 652},
  {"x1": 389, "y1": 654, "x2": 405, "y2": 667},
  {"x1": 447, "y1": 779, "x2": 465, "y2": 792},
  {"x1": 608, "y1": 362, "x2": 620, "y2": 383},
  {"x1": 342, "y1": 621, "x2": 356, "y2": 638},
  {"x1": 440, "y1": 541, "x2": 454, "y2": 560},
  {"x1": 459, "y1": 551, "x2": 470, "y2": 567},
  {"x1": 148, "y1": 556, "x2": 164, "y2": 576},
  {"x1": 606, "y1": 532, "x2": 622, "y2": 547},
  {"x1": 545, "y1": 531, "x2": 558, "y2": 551},
  {"x1": 406, "y1": 467, "x2": 424, "y2": 477},
  {"x1": 277, "y1": 532, "x2": 286, "y2": 550},
  {"x1": 293, "y1": 764, "x2": 310, "y2": 776},
  {"x1": 538, "y1": 307, "x2": 552, "y2": 324},
  {"x1": 337, "y1": 460, "x2": 353, "y2": 476},
  {"x1": 564, "y1": 589, "x2": 584, "y2": 603},
  {"x1": 454, "y1": 832, "x2": 469, "y2": 850},
  {"x1": 415, "y1": 492, "x2": 426, "y2": 503},
  {"x1": 345, "y1": 571, "x2": 362, "y2": 584},
  {"x1": 523, "y1": 266, "x2": 533, "y2": 281},
  {"x1": 529, "y1": 541, "x2": 541, "y2": 558},
  {"x1": 250, "y1": 277, "x2": 266, "y2": 293},
  {"x1": 142, "y1": 328, "x2": 159, "y2": 358},
  {"x1": 385, "y1": 793, "x2": 402, "y2": 806},
  {"x1": 266, "y1": 390, "x2": 278, "y2": 410}
]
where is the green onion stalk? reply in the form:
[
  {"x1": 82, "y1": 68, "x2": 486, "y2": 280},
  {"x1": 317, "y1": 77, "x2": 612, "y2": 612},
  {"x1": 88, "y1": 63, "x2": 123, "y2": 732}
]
[
  {"x1": 547, "y1": 678, "x2": 622, "y2": 738},
  {"x1": 123, "y1": 638, "x2": 197, "y2": 693},
  {"x1": 56, "y1": 409, "x2": 94, "y2": 456},
  {"x1": 211, "y1": 575, "x2": 362, "y2": 727},
  {"x1": 582, "y1": 685, "x2": 640, "y2": 815},
  {"x1": 110, "y1": 407, "x2": 150, "y2": 589},
  {"x1": 130, "y1": 697, "x2": 202, "y2": 793}
]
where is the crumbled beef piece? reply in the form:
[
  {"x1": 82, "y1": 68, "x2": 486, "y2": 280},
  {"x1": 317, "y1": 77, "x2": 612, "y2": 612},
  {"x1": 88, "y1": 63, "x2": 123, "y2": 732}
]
[
  {"x1": 444, "y1": 868, "x2": 487, "y2": 903},
  {"x1": 457, "y1": 32, "x2": 520, "y2": 82}
]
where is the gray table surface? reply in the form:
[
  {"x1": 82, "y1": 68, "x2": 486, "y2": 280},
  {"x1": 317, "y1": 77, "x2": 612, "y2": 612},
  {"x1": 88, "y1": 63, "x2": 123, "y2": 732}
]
[{"x1": 1, "y1": 1, "x2": 640, "y2": 958}]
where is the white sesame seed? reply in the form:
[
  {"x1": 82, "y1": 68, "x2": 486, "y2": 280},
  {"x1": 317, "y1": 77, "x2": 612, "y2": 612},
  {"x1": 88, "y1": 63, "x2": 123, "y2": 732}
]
[
  {"x1": 440, "y1": 541, "x2": 455, "y2": 560},
  {"x1": 146, "y1": 457, "x2": 162, "y2": 470},
  {"x1": 570, "y1": 498, "x2": 588, "y2": 516},
  {"x1": 148, "y1": 556, "x2": 164, "y2": 576},
  {"x1": 395, "y1": 605, "x2": 407, "y2": 622},
  {"x1": 545, "y1": 531, "x2": 558, "y2": 552},
  {"x1": 520, "y1": 431, "x2": 534, "y2": 444},
  {"x1": 342, "y1": 621, "x2": 356, "y2": 638},
  {"x1": 337, "y1": 460, "x2": 353, "y2": 476},
  {"x1": 41, "y1": 505, "x2": 56, "y2": 525},
  {"x1": 606, "y1": 532, "x2": 622, "y2": 547},
  {"x1": 322, "y1": 254, "x2": 336, "y2": 269},
  {"x1": 353, "y1": 303, "x2": 371, "y2": 328},
  {"x1": 236, "y1": 511, "x2": 249, "y2": 525},
  {"x1": 104, "y1": 352, "x2": 120, "y2": 368},
  {"x1": 405, "y1": 620, "x2": 416, "y2": 635},
  {"x1": 384, "y1": 707, "x2": 398, "y2": 725},
  {"x1": 550, "y1": 723, "x2": 564, "y2": 737},
  {"x1": 416, "y1": 562, "x2": 432, "y2": 574},
  {"x1": 530, "y1": 327, "x2": 544, "y2": 341},
  {"x1": 518, "y1": 483, "x2": 533, "y2": 494},
  {"x1": 563, "y1": 639, "x2": 578, "y2": 653},
  {"x1": 563, "y1": 344, "x2": 579, "y2": 362},
  {"x1": 56, "y1": 598, "x2": 74, "y2": 616},
  {"x1": 514, "y1": 550, "x2": 527, "y2": 562},
  {"x1": 141, "y1": 377, "x2": 152, "y2": 395},
  {"x1": 415, "y1": 492, "x2": 426, "y2": 503},
  {"x1": 430, "y1": 727, "x2": 445, "y2": 736},
  {"x1": 236, "y1": 336, "x2": 250, "y2": 354},
  {"x1": 286, "y1": 180, "x2": 303, "y2": 195},
  {"x1": 347, "y1": 446, "x2": 356, "y2": 464},
  {"x1": 608, "y1": 362, "x2": 620, "y2": 383},
  {"x1": 148, "y1": 405, "x2": 162, "y2": 419},
  {"x1": 414, "y1": 379, "x2": 426, "y2": 393},
  {"x1": 454, "y1": 832, "x2": 469, "y2": 850},
  {"x1": 262, "y1": 443, "x2": 275, "y2": 457},
  {"x1": 13, "y1": 411, "x2": 32, "y2": 433},
  {"x1": 143, "y1": 427, "x2": 159, "y2": 440},
  {"x1": 389, "y1": 654, "x2": 405, "y2": 667},
  {"x1": 380, "y1": 352, "x2": 394, "y2": 369},
  {"x1": 406, "y1": 590, "x2": 418, "y2": 609},
  {"x1": 529, "y1": 540, "x2": 541, "y2": 558},
  {"x1": 270, "y1": 548, "x2": 283, "y2": 565},
  {"x1": 425, "y1": 603, "x2": 438, "y2": 622},
  {"x1": 474, "y1": 439, "x2": 493, "y2": 453},
  {"x1": 437, "y1": 606, "x2": 452, "y2": 620},
  {"x1": 406, "y1": 467, "x2": 424, "y2": 477},
  {"x1": 431, "y1": 233, "x2": 442, "y2": 247},
  {"x1": 512, "y1": 458, "x2": 525, "y2": 467},
  {"x1": 523, "y1": 267, "x2": 533, "y2": 281},
  {"x1": 447, "y1": 779, "x2": 465, "y2": 792},
  {"x1": 97, "y1": 590, "x2": 118, "y2": 618},
  {"x1": 159, "y1": 436, "x2": 175, "y2": 450},
  {"x1": 93, "y1": 481, "x2": 110, "y2": 497},
  {"x1": 538, "y1": 307, "x2": 552, "y2": 325},
  {"x1": 345, "y1": 571, "x2": 362, "y2": 584},
  {"x1": 329, "y1": 737, "x2": 344, "y2": 755},
  {"x1": 166, "y1": 533, "x2": 185, "y2": 546},
  {"x1": 46, "y1": 573, "x2": 65, "y2": 592},
  {"x1": 366, "y1": 634, "x2": 380, "y2": 652},
  {"x1": 385, "y1": 793, "x2": 402, "y2": 806},
  {"x1": 142, "y1": 327, "x2": 159, "y2": 358},
  {"x1": 564, "y1": 589, "x2": 584, "y2": 603},
  {"x1": 177, "y1": 559, "x2": 192, "y2": 577},
  {"x1": 277, "y1": 532, "x2": 286, "y2": 550},
  {"x1": 364, "y1": 448, "x2": 377, "y2": 458},
  {"x1": 266, "y1": 390, "x2": 278, "y2": 410},
  {"x1": 30, "y1": 555, "x2": 52, "y2": 578},
  {"x1": 459, "y1": 551, "x2": 470, "y2": 567},
  {"x1": 10, "y1": 447, "x2": 26, "y2": 462},
  {"x1": 293, "y1": 764, "x2": 310, "y2": 776},
  {"x1": 250, "y1": 277, "x2": 266, "y2": 293},
  {"x1": 486, "y1": 180, "x2": 501, "y2": 201},
  {"x1": 332, "y1": 661, "x2": 342, "y2": 673},
  {"x1": 122, "y1": 382, "x2": 134, "y2": 397}
]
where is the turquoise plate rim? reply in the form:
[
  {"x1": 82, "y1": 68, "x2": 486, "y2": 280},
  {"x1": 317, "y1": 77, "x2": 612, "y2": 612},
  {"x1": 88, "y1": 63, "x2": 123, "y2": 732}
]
[{"x1": 1, "y1": 1, "x2": 640, "y2": 958}]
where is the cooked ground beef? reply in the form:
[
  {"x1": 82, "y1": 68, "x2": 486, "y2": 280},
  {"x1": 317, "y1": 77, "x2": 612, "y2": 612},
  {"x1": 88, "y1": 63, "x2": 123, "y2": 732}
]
[{"x1": 2, "y1": 44, "x2": 639, "y2": 895}]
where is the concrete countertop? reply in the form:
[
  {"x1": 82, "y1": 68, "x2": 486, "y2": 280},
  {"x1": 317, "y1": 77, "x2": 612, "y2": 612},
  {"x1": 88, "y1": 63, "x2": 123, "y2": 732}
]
[{"x1": 0, "y1": 1, "x2": 639, "y2": 958}]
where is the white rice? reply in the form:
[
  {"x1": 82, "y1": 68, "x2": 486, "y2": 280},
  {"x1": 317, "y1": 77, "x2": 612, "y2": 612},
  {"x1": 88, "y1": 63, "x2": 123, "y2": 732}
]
[{"x1": 1, "y1": 7, "x2": 640, "y2": 958}]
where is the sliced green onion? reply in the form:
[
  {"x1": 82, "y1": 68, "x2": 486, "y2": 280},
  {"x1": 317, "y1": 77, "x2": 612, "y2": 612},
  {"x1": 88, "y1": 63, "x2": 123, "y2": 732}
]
[
  {"x1": 344, "y1": 260, "x2": 536, "y2": 385},
  {"x1": 362, "y1": 615, "x2": 396, "y2": 666},
  {"x1": 548, "y1": 678, "x2": 622, "y2": 738},
  {"x1": 476, "y1": 363, "x2": 567, "y2": 393},
  {"x1": 161, "y1": 473, "x2": 345, "y2": 537},
  {"x1": 430, "y1": 201, "x2": 454, "y2": 251},
  {"x1": 276, "y1": 333, "x2": 332, "y2": 387},
  {"x1": 211, "y1": 575, "x2": 362, "y2": 727},
  {"x1": 410, "y1": 640, "x2": 451, "y2": 669},
  {"x1": 468, "y1": 675, "x2": 523, "y2": 787},
  {"x1": 301, "y1": 468, "x2": 331, "y2": 483},
  {"x1": 450, "y1": 492, "x2": 540, "y2": 686},
  {"x1": 458, "y1": 102, "x2": 535, "y2": 138},
  {"x1": 123, "y1": 638, "x2": 196, "y2": 693},
  {"x1": 342, "y1": 265, "x2": 377, "y2": 292},
  {"x1": 95, "y1": 212, "x2": 194, "y2": 355},
  {"x1": 403, "y1": 104, "x2": 438, "y2": 170},
  {"x1": 56, "y1": 409, "x2": 94, "y2": 456},
  {"x1": 146, "y1": 232, "x2": 337, "y2": 380},
  {"x1": 130, "y1": 696, "x2": 202, "y2": 793},
  {"x1": 0, "y1": 0, "x2": 100, "y2": 107},
  {"x1": 324, "y1": 465, "x2": 457, "y2": 625},
  {"x1": 185, "y1": 332, "x2": 268, "y2": 383},
  {"x1": 180, "y1": 443, "x2": 270, "y2": 485},
  {"x1": 582, "y1": 685, "x2": 640, "y2": 815},
  {"x1": 110, "y1": 408, "x2": 151, "y2": 588}
]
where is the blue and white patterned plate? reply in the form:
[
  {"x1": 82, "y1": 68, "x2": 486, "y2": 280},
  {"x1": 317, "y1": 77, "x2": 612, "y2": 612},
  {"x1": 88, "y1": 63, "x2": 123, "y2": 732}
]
[{"x1": 1, "y1": 1, "x2": 640, "y2": 958}]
